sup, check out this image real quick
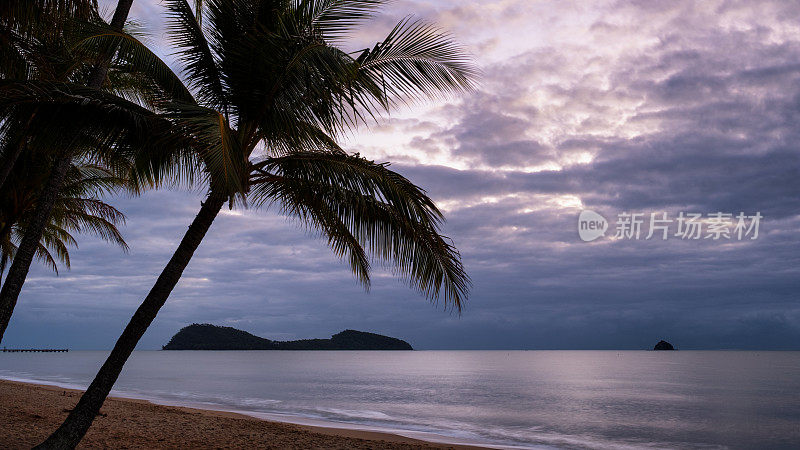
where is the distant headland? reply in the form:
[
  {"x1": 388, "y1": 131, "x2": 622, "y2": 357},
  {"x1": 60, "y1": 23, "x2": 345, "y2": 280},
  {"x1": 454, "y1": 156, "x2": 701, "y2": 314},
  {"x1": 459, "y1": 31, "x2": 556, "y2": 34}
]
[{"x1": 162, "y1": 324, "x2": 413, "y2": 350}]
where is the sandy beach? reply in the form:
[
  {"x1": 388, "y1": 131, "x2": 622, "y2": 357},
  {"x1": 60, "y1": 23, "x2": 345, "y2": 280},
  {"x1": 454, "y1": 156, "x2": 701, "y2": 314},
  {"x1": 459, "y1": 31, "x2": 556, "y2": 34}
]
[{"x1": 0, "y1": 380, "x2": 483, "y2": 449}]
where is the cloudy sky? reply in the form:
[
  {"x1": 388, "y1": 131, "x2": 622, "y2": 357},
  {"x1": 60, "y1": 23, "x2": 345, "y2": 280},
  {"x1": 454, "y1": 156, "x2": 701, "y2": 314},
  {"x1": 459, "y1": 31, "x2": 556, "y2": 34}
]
[{"x1": 5, "y1": 0, "x2": 800, "y2": 350}]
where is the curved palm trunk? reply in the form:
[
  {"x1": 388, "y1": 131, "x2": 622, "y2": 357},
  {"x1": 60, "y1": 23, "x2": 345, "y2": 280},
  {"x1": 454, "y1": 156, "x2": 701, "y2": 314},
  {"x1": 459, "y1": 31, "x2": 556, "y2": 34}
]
[
  {"x1": 0, "y1": 0, "x2": 134, "y2": 343},
  {"x1": 0, "y1": 138, "x2": 25, "y2": 190},
  {"x1": 35, "y1": 190, "x2": 226, "y2": 449},
  {"x1": 0, "y1": 149, "x2": 72, "y2": 339},
  {"x1": 0, "y1": 111, "x2": 38, "y2": 190},
  {"x1": 0, "y1": 125, "x2": 28, "y2": 190}
]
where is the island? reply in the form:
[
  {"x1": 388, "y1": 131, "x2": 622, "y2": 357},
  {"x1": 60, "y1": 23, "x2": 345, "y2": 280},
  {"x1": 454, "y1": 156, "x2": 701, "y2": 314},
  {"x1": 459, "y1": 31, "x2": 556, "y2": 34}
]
[
  {"x1": 653, "y1": 340, "x2": 675, "y2": 350},
  {"x1": 162, "y1": 324, "x2": 413, "y2": 350}
]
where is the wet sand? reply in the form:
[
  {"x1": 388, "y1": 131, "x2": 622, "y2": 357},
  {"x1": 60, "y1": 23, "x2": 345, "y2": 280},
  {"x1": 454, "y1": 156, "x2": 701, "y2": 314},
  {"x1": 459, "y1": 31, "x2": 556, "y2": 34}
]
[{"x1": 0, "y1": 379, "x2": 485, "y2": 449}]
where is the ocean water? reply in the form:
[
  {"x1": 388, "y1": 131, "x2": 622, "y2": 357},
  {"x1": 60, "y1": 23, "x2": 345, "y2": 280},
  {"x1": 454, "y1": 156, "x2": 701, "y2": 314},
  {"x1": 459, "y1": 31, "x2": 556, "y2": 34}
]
[{"x1": 1, "y1": 351, "x2": 799, "y2": 449}]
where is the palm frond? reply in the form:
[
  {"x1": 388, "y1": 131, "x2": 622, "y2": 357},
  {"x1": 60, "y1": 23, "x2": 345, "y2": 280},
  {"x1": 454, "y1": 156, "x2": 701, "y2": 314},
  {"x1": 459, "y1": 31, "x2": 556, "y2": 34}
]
[
  {"x1": 0, "y1": 26, "x2": 31, "y2": 79},
  {"x1": 290, "y1": 0, "x2": 386, "y2": 40},
  {"x1": 261, "y1": 172, "x2": 372, "y2": 285},
  {"x1": 193, "y1": 0, "x2": 204, "y2": 27},
  {"x1": 161, "y1": 102, "x2": 248, "y2": 198},
  {"x1": 355, "y1": 17, "x2": 478, "y2": 103},
  {"x1": 34, "y1": 242, "x2": 62, "y2": 273},
  {"x1": 250, "y1": 152, "x2": 469, "y2": 310},
  {"x1": 0, "y1": 0, "x2": 98, "y2": 33},
  {"x1": 165, "y1": 0, "x2": 228, "y2": 113},
  {"x1": 69, "y1": 20, "x2": 195, "y2": 104},
  {"x1": 0, "y1": 154, "x2": 130, "y2": 273},
  {"x1": 52, "y1": 206, "x2": 128, "y2": 251},
  {"x1": 0, "y1": 80, "x2": 205, "y2": 191}
]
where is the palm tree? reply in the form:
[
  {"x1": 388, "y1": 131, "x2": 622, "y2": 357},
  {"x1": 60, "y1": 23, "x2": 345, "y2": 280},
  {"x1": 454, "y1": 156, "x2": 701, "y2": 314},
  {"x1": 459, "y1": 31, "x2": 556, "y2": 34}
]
[
  {"x1": 0, "y1": 0, "x2": 197, "y2": 342},
  {"x1": 0, "y1": 68, "x2": 197, "y2": 341},
  {"x1": 0, "y1": 0, "x2": 103, "y2": 188},
  {"x1": 37, "y1": 0, "x2": 476, "y2": 447},
  {"x1": 1, "y1": 3, "x2": 136, "y2": 266},
  {"x1": 0, "y1": 0, "x2": 136, "y2": 343},
  {"x1": 0, "y1": 153, "x2": 128, "y2": 277}
]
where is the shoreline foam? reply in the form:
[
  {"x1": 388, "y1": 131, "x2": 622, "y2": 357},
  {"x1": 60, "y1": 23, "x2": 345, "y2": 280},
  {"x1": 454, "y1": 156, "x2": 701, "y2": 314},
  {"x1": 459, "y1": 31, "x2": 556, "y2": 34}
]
[{"x1": 0, "y1": 378, "x2": 507, "y2": 449}]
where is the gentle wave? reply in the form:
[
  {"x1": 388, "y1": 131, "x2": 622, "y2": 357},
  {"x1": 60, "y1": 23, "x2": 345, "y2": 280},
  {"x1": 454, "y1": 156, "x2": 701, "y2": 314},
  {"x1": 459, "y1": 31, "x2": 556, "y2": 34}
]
[
  {"x1": 0, "y1": 373, "x2": 531, "y2": 449},
  {"x1": 0, "y1": 372, "x2": 705, "y2": 450},
  {"x1": 2, "y1": 350, "x2": 798, "y2": 449}
]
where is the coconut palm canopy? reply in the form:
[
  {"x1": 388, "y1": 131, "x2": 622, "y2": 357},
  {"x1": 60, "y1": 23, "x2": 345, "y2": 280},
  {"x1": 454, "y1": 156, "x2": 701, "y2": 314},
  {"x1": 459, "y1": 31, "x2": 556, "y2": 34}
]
[
  {"x1": 0, "y1": 155, "x2": 128, "y2": 274},
  {"x1": 0, "y1": 0, "x2": 182, "y2": 281},
  {"x1": 0, "y1": 0, "x2": 204, "y2": 347},
  {"x1": 54, "y1": 0, "x2": 478, "y2": 308}
]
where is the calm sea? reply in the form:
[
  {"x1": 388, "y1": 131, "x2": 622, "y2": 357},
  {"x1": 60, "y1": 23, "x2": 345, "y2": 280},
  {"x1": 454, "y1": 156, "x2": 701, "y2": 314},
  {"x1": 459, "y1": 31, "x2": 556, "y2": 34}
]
[{"x1": 1, "y1": 351, "x2": 798, "y2": 449}]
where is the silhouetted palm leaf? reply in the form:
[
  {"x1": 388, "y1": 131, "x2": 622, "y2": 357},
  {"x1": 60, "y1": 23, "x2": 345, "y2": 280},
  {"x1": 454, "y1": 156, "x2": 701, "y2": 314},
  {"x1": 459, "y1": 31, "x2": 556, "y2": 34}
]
[
  {"x1": 165, "y1": 0, "x2": 228, "y2": 113},
  {"x1": 251, "y1": 151, "x2": 468, "y2": 308},
  {"x1": 0, "y1": 159, "x2": 128, "y2": 275}
]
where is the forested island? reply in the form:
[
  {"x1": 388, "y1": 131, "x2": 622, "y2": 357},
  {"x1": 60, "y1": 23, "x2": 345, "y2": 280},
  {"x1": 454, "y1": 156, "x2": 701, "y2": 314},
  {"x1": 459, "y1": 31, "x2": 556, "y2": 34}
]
[{"x1": 162, "y1": 324, "x2": 413, "y2": 350}]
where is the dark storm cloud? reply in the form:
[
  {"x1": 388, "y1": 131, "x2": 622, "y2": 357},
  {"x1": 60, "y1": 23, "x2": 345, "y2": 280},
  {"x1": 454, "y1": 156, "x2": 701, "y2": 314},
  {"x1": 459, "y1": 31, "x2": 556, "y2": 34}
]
[{"x1": 4, "y1": 0, "x2": 800, "y2": 349}]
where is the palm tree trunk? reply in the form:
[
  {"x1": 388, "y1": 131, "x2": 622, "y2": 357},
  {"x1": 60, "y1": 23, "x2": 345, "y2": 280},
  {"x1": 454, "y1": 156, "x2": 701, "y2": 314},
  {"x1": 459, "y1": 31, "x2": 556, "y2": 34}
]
[
  {"x1": 35, "y1": 190, "x2": 227, "y2": 449},
  {"x1": 0, "y1": 149, "x2": 72, "y2": 340},
  {"x1": 0, "y1": 135, "x2": 26, "y2": 190},
  {"x1": 0, "y1": 113, "x2": 34, "y2": 190},
  {"x1": 0, "y1": 0, "x2": 134, "y2": 344}
]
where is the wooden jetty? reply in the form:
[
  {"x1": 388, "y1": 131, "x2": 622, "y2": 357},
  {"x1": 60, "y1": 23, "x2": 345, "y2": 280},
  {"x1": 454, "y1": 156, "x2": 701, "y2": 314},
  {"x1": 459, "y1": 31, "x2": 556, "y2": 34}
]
[{"x1": 1, "y1": 348, "x2": 68, "y2": 353}]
